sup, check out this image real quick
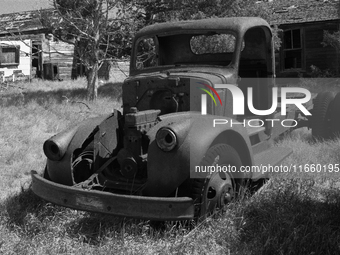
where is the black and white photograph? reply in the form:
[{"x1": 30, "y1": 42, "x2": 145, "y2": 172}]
[{"x1": 0, "y1": 0, "x2": 340, "y2": 254}]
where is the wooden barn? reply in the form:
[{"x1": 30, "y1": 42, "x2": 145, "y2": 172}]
[
  {"x1": 268, "y1": 0, "x2": 340, "y2": 77},
  {"x1": 0, "y1": 10, "x2": 76, "y2": 82}
]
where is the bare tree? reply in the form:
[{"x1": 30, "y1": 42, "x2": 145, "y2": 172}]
[{"x1": 41, "y1": 0, "x2": 142, "y2": 101}]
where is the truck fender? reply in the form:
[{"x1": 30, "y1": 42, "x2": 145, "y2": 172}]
[
  {"x1": 144, "y1": 113, "x2": 253, "y2": 196},
  {"x1": 46, "y1": 113, "x2": 116, "y2": 185}
]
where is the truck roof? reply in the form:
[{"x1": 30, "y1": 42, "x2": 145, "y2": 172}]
[{"x1": 135, "y1": 17, "x2": 271, "y2": 37}]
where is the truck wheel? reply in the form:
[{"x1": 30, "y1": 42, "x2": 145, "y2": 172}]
[
  {"x1": 331, "y1": 92, "x2": 340, "y2": 137},
  {"x1": 190, "y1": 144, "x2": 244, "y2": 221},
  {"x1": 311, "y1": 91, "x2": 334, "y2": 140}
]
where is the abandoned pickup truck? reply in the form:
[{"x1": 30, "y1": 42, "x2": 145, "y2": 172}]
[{"x1": 31, "y1": 17, "x2": 340, "y2": 221}]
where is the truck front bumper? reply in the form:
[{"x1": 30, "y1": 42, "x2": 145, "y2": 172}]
[{"x1": 31, "y1": 171, "x2": 195, "y2": 220}]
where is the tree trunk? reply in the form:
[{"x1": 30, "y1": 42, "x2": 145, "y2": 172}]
[{"x1": 87, "y1": 62, "x2": 99, "y2": 101}]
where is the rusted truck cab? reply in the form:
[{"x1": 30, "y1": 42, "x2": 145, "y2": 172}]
[{"x1": 32, "y1": 17, "x2": 300, "y2": 221}]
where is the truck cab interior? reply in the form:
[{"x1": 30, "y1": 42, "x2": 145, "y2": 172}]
[{"x1": 238, "y1": 26, "x2": 274, "y2": 117}]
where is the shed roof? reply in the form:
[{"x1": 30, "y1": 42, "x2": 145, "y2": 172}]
[
  {"x1": 265, "y1": 0, "x2": 340, "y2": 25},
  {"x1": 0, "y1": 9, "x2": 50, "y2": 36}
]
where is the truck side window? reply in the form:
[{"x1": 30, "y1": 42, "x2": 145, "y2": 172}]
[
  {"x1": 241, "y1": 29, "x2": 266, "y2": 60},
  {"x1": 239, "y1": 27, "x2": 268, "y2": 78},
  {"x1": 136, "y1": 37, "x2": 158, "y2": 69}
]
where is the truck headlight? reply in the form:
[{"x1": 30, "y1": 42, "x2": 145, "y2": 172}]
[
  {"x1": 43, "y1": 140, "x2": 64, "y2": 161},
  {"x1": 156, "y1": 127, "x2": 177, "y2": 152}
]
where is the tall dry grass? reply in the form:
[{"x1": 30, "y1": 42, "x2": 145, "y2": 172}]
[
  {"x1": 0, "y1": 78, "x2": 122, "y2": 200},
  {"x1": 0, "y1": 77, "x2": 340, "y2": 254}
]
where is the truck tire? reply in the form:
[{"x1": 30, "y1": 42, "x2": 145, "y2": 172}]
[
  {"x1": 190, "y1": 144, "x2": 244, "y2": 221},
  {"x1": 311, "y1": 91, "x2": 334, "y2": 140},
  {"x1": 331, "y1": 92, "x2": 340, "y2": 138}
]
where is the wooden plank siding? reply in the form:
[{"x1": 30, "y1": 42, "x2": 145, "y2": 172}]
[
  {"x1": 0, "y1": 10, "x2": 80, "y2": 82},
  {"x1": 305, "y1": 22, "x2": 339, "y2": 72},
  {"x1": 277, "y1": 20, "x2": 340, "y2": 77},
  {"x1": 41, "y1": 38, "x2": 74, "y2": 80},
  {"x1": 0, "y1": 34, "x2": 75, "y2": 82}
]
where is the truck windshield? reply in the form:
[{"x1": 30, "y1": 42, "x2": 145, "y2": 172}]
[{"x1": 135, "y1": 31, "x2": 237, "y2": 70}]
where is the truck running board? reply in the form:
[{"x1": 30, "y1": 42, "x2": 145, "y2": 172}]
[{"x1": 252, "y1": 147, "x2": 293, "y2": 180}]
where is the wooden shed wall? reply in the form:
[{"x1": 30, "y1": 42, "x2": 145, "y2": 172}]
[
  {"x1": 304, "y1": 22, "x2": 339, "y2": 72},
  {"x1": 42, "y1": 38, "x2": 74, "y2": 80},
  {"x1": 278, "y1": 20, "x2": 340, "y2": 76}
]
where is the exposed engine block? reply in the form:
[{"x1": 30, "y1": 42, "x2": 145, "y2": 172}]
[
  {"x1": 72, "y1": 109, "x2": 160, "y2": 188},
  {"x1": 117, "y1": 108, "x2": 160, "y2": 179}
]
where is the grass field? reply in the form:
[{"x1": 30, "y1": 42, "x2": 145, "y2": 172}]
[{"x1": 1, "y1": 78, "x2": 340, "y2": 254}]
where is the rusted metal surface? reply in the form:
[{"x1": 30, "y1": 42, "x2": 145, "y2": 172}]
[
  {"x1": 135, "y1": 17, "x2": 271, "y2": 38},
  {"x1": 31, "y1": 171, "x2": 195, "y2": 220},
  {"x1": 31, "y1": 17, "x2": 310, "y2": 220}
]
